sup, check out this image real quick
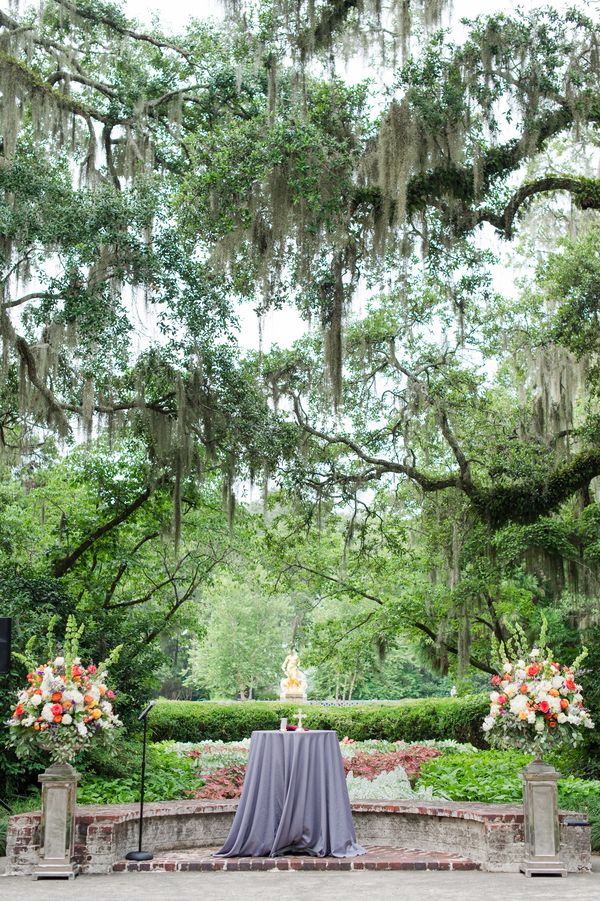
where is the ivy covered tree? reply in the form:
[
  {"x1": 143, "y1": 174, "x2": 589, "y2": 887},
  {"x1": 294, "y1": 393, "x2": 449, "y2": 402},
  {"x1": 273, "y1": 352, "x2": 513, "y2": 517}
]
[{"x1": 1, "y1": 0, "x2": 599, "y2": 689}]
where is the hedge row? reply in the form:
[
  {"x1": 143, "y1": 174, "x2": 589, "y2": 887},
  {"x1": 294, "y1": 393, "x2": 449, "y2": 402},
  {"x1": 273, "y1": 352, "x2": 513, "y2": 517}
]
[{"x1": 148, "y1": 696, "x2": 489, "y2": 746}]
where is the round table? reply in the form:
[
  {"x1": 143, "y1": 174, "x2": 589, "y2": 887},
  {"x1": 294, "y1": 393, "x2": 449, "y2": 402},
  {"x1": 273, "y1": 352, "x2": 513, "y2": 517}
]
[{"x1": 214, "y1": 729, "x2": 365, "y2": 858}]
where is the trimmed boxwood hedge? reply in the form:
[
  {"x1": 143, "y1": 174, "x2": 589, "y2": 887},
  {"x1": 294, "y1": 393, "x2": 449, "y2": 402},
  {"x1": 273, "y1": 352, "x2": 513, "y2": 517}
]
[{"x1": 148, "y1": 696, "x2": 489, "y2": 746}]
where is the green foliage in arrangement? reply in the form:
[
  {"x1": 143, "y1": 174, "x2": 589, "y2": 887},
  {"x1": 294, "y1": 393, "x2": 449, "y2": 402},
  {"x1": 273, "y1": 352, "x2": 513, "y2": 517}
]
[{"x1": 148, "y1": 697, "x2": 489, "y2": 746}]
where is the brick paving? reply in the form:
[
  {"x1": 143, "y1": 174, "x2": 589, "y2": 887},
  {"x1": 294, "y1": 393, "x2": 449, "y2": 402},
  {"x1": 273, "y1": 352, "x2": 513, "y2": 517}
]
[{"x1": 112, "y1": 845, "x2": 480, "y2": 872}]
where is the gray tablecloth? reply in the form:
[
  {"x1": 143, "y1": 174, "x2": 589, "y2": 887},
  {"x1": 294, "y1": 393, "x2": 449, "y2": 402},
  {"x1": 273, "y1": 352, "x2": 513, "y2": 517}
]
[{"x1": 214, "y1": 730, "x2": 365, "y2": 858}]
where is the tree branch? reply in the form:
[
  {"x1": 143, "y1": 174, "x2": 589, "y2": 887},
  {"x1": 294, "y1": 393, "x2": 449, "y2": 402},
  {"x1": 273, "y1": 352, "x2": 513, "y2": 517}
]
[
  {"x1": 412, "y1": 621, "x2": 495, "y2": 675},
  {"x1": 53, "y1": 0, "x2": 196, "y2": 63},
  {"x1": 293, "y1": 395, "x2": 460, "y2": 493},
  {"x1": 53, "y1": 484, "x2": 156, "y2": 577},
  {"x1": 477, "y1": 176, "x2": 600, "y2": 238}
]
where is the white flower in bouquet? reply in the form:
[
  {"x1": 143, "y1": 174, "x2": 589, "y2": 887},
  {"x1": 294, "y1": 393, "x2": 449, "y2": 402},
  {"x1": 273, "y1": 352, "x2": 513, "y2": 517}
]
[
  {"x1": 509, "y1": 695, "x2": 528, "y2": 715},
  {"x1": 41, "y1": 703, "x2": 56, "y2": 723},
  {"x1": 8, "y1": 615, "x2": 123, "y2": 765},
  {"x1": 64, "y1": 689, "x2": 84, "y2": 706},
  {"x1": 482, "y1": 620, "x2": 593, "y2": 755}
]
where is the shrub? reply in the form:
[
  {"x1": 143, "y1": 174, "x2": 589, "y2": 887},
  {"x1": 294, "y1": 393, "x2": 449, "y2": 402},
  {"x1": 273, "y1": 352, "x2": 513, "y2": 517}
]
[
  {"x1": 418, "y1": 750, "x2": 600, "y2": 849},
  {"x1": 148, "y1": 696, "x2": 489, "y2": 745},
  {"x1": 190, "y1": 765, "x2": 247, "y2": 800},
  {"x1": 342, "y1": 748, "x2": 440, "y2": 781},
  {"x1": 76, "y1": 743, "x2": 202, "y2": 805},
  {"x1": 418, "y1": 750, "x2": 529, "y2": 803},
  {"x1": 345, "y1": 767, "x2": 440, "y2": 801}
]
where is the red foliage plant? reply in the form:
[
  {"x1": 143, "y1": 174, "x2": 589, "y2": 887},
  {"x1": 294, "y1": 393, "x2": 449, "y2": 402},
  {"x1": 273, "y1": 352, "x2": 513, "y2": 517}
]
[
  {"x1": 343, "y1": 747, "x2": 441, "y2": 781},
  {"x1": 189, "y1": 764, "x2": 247, "y2": 801},
  {"x1": 186, "y1": 745, "x2": 441, "y2": 799}
]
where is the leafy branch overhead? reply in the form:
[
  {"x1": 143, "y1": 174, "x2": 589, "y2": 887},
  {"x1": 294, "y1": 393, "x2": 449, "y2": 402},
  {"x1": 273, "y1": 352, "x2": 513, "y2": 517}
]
[{"x1": 0, "y1": 0, "x2": 600, "y2": 689}]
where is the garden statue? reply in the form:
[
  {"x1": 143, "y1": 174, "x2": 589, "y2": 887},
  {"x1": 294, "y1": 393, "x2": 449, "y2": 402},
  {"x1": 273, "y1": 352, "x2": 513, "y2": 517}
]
[{"x1": 280, "y1": 649, "x2": 307, "y2": 701}]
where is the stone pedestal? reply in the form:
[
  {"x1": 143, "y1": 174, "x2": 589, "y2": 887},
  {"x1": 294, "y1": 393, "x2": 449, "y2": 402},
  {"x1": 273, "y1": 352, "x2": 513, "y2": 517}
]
[
  {"x1": 33, "y1": 762, "x2": 80, "y2": 880},
  {"x1": 279, "y1": 691, "x2": 307, "y2": 703},
  {"x1": 520, "y1": 759, "x2": 566, "y2": 877}
]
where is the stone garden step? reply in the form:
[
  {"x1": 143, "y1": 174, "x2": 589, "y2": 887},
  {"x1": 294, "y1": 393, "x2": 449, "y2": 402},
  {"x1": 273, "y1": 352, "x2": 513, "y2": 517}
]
[{"x1": 113, "y1": 845, "x2": 480, "y2": 872}]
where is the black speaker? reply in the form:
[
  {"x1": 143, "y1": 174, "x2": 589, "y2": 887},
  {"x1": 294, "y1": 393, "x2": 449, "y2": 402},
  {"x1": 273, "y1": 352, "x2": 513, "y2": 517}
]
[{"x1": 0, "y1": 618, "x2": 11, "y2": 675}]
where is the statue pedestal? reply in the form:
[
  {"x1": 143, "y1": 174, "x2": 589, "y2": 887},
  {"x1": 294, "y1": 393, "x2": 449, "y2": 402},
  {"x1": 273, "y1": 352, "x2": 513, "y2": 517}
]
[
  {"x1": 519, "y1": 759, "x2": 566, "y2": 877},
  {"x1": 280, "y1": 691, "x2": 307, "y2": 702},
  {"x1": 33, "y1": 762, "x2": 80, "y2": 880}
]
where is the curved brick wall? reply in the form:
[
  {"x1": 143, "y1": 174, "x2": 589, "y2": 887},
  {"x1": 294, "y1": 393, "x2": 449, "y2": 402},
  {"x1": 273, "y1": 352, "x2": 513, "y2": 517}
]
[{"x1": 6, "y1": 798, "x2": 591, "y2": 875}]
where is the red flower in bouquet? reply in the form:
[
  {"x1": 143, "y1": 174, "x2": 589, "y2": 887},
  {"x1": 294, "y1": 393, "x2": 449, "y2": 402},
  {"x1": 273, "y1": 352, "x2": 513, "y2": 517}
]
[{"x1": 482, "y1": 622, "x2": 594, "y2": 755}]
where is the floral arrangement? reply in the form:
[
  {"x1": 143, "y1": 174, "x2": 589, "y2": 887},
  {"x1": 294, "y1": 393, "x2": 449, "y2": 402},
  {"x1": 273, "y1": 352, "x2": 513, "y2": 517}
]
[
  {"x1": 482, "y1": 621, "x2": 594, "y2": 757},
  {"x1": 6, "y1": 616, "x2": 122, "y2": 764}
]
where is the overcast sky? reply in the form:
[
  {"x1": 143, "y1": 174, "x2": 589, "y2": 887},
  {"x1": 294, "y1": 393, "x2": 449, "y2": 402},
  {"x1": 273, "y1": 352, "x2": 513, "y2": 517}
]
[{"x1": 124, "y1": 0, "x2": 598, "y2": 34}]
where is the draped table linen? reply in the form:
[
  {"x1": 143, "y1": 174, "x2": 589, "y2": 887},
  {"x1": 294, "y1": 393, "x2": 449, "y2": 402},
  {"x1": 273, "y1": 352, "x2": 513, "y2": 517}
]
[{"x1": 214, "y1": 730, "x2": 365, "y2": 858}]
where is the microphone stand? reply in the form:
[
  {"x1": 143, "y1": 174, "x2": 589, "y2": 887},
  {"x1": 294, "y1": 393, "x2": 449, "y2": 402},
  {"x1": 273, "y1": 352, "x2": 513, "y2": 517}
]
[{"x1": 125, "y1": 700, "x2": 156, "y2": 862}]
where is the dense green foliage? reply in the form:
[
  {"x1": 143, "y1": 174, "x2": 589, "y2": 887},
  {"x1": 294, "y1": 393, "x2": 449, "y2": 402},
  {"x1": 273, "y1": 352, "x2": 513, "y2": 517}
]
[
  {"x1": 76, "y1": 743, "x2": 201, "y2": 805},
  {"x1": 419, "y1": 750, "x2": 600, "y2": 850},
  {"x1": 148, "y1": 697, "x2": 489, "y2": 746},
  {"x1": 0, "y1": 0, "x2": 600, "y2": 802}
]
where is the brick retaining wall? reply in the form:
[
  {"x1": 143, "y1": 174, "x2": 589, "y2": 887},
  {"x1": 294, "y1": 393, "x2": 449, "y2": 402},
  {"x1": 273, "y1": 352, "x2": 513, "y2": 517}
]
[{"x1": 6, "y1": 798, "x2": 591, "y2": 875}]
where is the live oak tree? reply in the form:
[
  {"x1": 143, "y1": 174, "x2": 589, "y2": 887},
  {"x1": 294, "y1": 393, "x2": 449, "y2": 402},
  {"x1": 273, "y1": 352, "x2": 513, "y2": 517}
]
[{"x1": 1, "y1": 0, "x2": 600, "y2": 681}]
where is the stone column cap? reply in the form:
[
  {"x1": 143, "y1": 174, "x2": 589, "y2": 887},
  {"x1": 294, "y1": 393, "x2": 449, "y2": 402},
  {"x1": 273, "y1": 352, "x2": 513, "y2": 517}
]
[{"x1": 38, "y1": 762, "x2": 81, "y2": 784}]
